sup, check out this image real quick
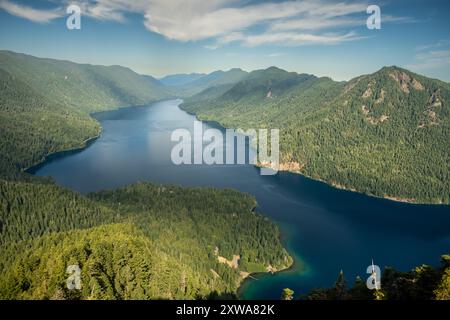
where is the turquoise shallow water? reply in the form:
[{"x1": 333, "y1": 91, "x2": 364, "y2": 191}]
[{"x1": 32, "y1": 99, "x2": 450, "y2": 299}]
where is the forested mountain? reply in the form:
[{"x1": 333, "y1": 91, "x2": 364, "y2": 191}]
[
  {"x1": 0, "y1": 181, "x2": 291, "y2": 299},
  {"x1": 0, "y1": 67, "x2": 98, "y2": 176},
  {"x1": 0, "y1": 51, "x2": 172, "y2": 176},
  {"x1": 0, "y1": 51, "x2": 171, "y2": 113},
  {"x1": 0, "y1": 51, "x2": 291, "y2": 300},
  {"x1": 182, "y1": 66, "x2": 450, "y2": 204}
]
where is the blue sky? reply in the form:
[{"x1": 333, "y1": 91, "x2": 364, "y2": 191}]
[{"x1": 1, "y1": 0, "x2": 450, "y2": 81}]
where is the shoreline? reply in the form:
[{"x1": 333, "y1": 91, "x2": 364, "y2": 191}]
[
  {"x1": 236, "y1": 256, "x2": 299, "y2": 299},
  {"x1": 24, "y1": 128, "x2": 102, "y2": 175},
  {"x1": 236, "y1": 224, "x2": 299, "y2": 299},
  {"x1": 22, "y1": 98, "x2": 171, "y2": 174},
  {"x1": 22, "y1": 99, "x2": 293, "y2": 299},
  {"x1": 179, "y1": 103, "x2": 448, "y2": 206},
  {"x1": 21, "y1": 99, "x2": 449, "y2": 299},
  {"x1": 274, "y1": 168, "x2": 447, "y2": 206}
]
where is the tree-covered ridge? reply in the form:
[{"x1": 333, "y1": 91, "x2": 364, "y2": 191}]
[
  {"x1": 0, "y1": 68, "x2": 100, "y2": 176},
  {"x1": 0, "y1": 181, "x2": 292, "y2": 299},
  {"x1": 182, "y1": 66, "x2": 450, "y2": 204},
  {"x1": 0, "y1": 51, "x2": 172, "y2": 177},
  {"x1": 0, "y1": 179, "x2": 121, "y2": 247},
  {"x1": 0, "y1": 51, "x2": 171, "y2": 113},
  {"x1": 0, "y1": 50, "x2": 292, "y2": 300}
]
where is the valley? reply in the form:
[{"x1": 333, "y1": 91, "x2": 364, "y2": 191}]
[
  {"x1": 181, "y1": 66, "x2": 450, "y2": 204},
  {"x1": 0, "y1": 51, "x2": 449, "y2": 300}
]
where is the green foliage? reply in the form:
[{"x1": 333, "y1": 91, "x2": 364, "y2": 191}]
[
  {"x1": 0, "y1": 50, "x2": 170, "y2": 113},
  {"x1": 307, "y1": 270, "x2": 354, "y2": 300},
  {"x1": 0, "y1": 52, "x2": 291, "y2": 299},
  {"x1": 281, "y1": 288, "x2": 294, "y2": 300},
  {"x1": 434, "y1": 255, "x2": 450, "y2": 299},
  {"x1": 182, "y1": 66, "x2": 450, "y2": 204},
  {"x1": 348, "y1": 276, "x2": 374, "y2": 300},
  {"x1": 306, "y1": 255, "x2": 450, "y2": 300},
  {"x1": 330, "y1": 270, "x2": 348, "y2": 300},
  {"x1": 0, "y1": 182, "x2": 292, "y2": 299},
  {"x1": 0, "y1": 179, "x2": 118, "y2": 247},
  {"x1": 0, "y1": 51, "x2": 170, "y2": 177}
]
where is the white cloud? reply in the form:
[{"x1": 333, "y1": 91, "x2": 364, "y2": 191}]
[
  {"x1": 223, "y1": 31, "x2": 364, "y2": 47},
  {"x1": 408, "y1": 43, "x2": 450, "y2": 70},
  {"x1": 270, "y1": 17, "x2": 362, "y2": 31},
  {"x1": 0, "y1": 0, "x2": 63, "y2": 23},
  {"x1": 76, "y1": 1, "x2": 126, "y2": 22},
  {"x1": 0, "y1": 0, "x2": 411, "y2": 47},
  {"x1": 203, "y1": 44, "x2": 219, "y2": 50},
  {"x1": 407, "y1": 57, "x2": 450, "y2": 71},
  {"x1": 142, "y1": 0, "x2": 320, "y2": 42},
  {"x1": 415, "y1": 39, "x2": 450, "y2": 52},
  {"x1": 269, "y1": 14, "x2": 413, "y2": 32},
  {"x1": 268, "y1": 52, "x2": 285, "y2": 58},
  {"x1": 415, "y1": 50, "x2": 450, "y2": 61}
]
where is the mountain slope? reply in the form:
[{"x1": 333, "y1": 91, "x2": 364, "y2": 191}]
[
  {"x1": 0, "y1": 67, "x2": 99, "y2": 176},
  {"x1": 0, "y1": 181, "x2": 291, "y2": 299},
  {"x1": 182, "y1": 66, "x2": 344, "y2": 129},
  {"x1": 0, "y1": 51, "x2": 171, "y2": 176},
  {"x1": 182, "y1": 66, "x2": 450, "y2": 204},
  {"x1": 0, "y1": 51, "x2": 292, "y2": 300},
  {"x1": 0, "y1": 51, "x2": 171, "y2": 113}
]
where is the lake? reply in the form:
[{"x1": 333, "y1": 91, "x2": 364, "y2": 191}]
[{"x1": 32, "y1": 99, "x2": 450, "y2": 299}]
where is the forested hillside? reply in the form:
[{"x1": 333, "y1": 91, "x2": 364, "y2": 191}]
[
  {"x1": 182, "y1": 66, "x2": 450, "y2": 204},
  {"x1": 0, "y1": 51, "x2": 170, "y2": 113},
  {"x1": 0, "y1": 51, "x2": 171, "y2": 176},
  {"x1": 0, "y1": 181, "x2": 291, "y2": 299}
]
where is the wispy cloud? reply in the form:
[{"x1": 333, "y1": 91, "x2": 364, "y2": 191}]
[
  {"x1": 408, "y1": 40, "x2": 450, "y2": 70},
  {"x1": 0, "y1": 0, "x2": 63, "y2": 23},
  {"x1": 270, "y1": 14, "x2": 413, "y2": 32},
  {"x1": 0, "y1": 0, "x2": 412, "y2": 47},
  {"x1": 219, "y1": 30, "x2": 364, "y2": 47},
  {"x1": 268, "y1": 52, "x2": 285, "y2": 58},
  {"x1": 203, "y1": 44, "x2": 219, "y2": 50},
  {"x1": 74, "y1": 1, "x2": 126, "y2": 22},
  {"x1": 414, "y1": 39, "x2": 450, "y2": 52}
]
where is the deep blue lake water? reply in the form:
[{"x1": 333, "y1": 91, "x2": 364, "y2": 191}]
[{"x1": 33, "y1": 99, "x2": 450, "y2": 299}]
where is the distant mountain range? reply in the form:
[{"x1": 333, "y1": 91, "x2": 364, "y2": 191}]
[
  {"x1": 0, "y1": 50, "x2": 448, "y2": 204},
  {"x1": 159, "y1": 73, "x2": 206, "y2": 86},
  {"x1": 160, "y1": 68, "x2": 248, "y2": 97}
]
